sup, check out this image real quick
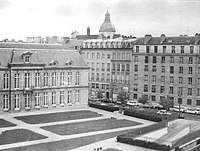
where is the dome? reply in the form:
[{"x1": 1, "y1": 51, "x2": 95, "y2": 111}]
[{"x1": 99, "y1": 11, "x2": 116, "y2": 33}]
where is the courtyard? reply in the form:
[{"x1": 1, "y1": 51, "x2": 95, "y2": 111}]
[{"x1": 0, "y1": 107, "x2": 154, "y2": 151}]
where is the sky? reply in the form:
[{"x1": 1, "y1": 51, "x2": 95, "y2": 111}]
[{"x1": 0, "y1": 0, "x2": 200, "y2": 41}]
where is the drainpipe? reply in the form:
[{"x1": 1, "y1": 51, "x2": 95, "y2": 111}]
[{"x1": 8, "y1": 63, "x2": 12, "y2": 112}]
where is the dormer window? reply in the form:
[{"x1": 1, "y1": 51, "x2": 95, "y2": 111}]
[
  {"x1": 66, "y1": 60, "x2": 74, "y2": 66},
  {"x1": 24, "y1": 56, "x2": 30, "y2": 63},
  {"x1": 49, "y1": 60, "x2": 58, "y2": 66},
  {"x1": 22, "y1": 51, "x2": 32, "y2": 63}
]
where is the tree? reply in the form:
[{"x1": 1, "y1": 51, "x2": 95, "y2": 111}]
[
  {"x1": 96, "y1": 90, "x2": 103, "y2": 100},
  {"x1": 117, "y1": 90, "x2": 129, "y2": 104},
  {"x1": 138, "y1": 94, "x2": 149, "y2": 104},
  {"x1": 159, "y1": 96, "x2": 174, "y2": 110}
]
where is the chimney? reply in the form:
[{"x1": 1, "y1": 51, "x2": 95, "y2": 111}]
[
  {"x1": 160, "y1": 34, "x2": 166, "y2": 44},
  {"x1": 144, "y1": 34, "x2": 152, "y2": 44},
  {"x1": 195, "y1": 33, "x2": 200, "y2": 44},
  {"x1": 87, "y1": 27, "x2": 90, "y2": 36}
]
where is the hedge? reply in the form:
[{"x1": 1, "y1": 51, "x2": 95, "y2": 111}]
[
  {"x1": 88, "y1": 103, "x2": 119, "y2": 112},
  {"x1": 116, "y1": 136, "x2": 170, "y2": 151}
]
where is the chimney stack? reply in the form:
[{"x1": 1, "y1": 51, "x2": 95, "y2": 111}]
[
  {"x1": 144, "y1": 34, "x2": 152, "y2": 44},
  {"x1": 195, "y1": 33, "x2": 200, "y2": 44},
  {"x1": 87, "y1": 27, "x2": 90, "y2": 36}
]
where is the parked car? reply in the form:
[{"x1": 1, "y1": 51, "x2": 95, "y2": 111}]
[
  {"x1": 157, "y1": 110, "x2": 172, "y2": 115},
  {"x1": 185, "y1": 108, "x2": 200, "y2": 114},
  {"x1": 127, "y1": 100, "x2": 143, "y2": 107},
  {"x1": 172, "y1": 106, "x2": 187, "y2": 113},
  {"x1": 150, "y1": 102, "x2": 163, "y2": 109}
]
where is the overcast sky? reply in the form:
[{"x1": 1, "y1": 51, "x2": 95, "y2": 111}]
[{"x1": 0, "y1": 0, "x2": 200, "y2": 40}]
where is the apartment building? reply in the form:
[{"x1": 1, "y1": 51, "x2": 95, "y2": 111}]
[
  {"x1": 0, "y1": 43, "x2": 89, "y2": 113},
  {"x1": 131, "y1": 33, "x2": 200, "y2": 107}
]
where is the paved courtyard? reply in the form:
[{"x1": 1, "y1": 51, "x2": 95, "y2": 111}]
[{"x1": 0, "y1": 106, "x2": 154, "y2": 151}]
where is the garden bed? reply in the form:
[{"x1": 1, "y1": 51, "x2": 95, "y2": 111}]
[
  {"x1": 42, "y1": 118, "x2": 141, "y2": 135},
  {"x1": 88, "y1": 103, "x2": 119, "y2": 112},
  {"x1": 15, "y1": 110, "x2": 100, "y2": 124},
  {"x1": 0, "y1": 119, "x2": 16, "y2": 128}
]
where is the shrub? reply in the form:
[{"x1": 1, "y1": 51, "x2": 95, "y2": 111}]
[{"x1": 88, "y1": 103, "x2": 119, "y2": 112}]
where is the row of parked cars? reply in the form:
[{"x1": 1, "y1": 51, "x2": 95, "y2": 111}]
[{"x1": 170, "y1": 106, "x2": 200, "y2": 115}]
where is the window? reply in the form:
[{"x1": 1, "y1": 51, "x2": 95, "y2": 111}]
[
  {"x1": 25, "y1": 73, "x2": 30, "y2": 88},
  {"x1": 14, "y1": 73, "x2": 20, "y2": 89},
  {"x1": 97, "y1": 53, "x2": 100, "y2": 59},
  {"x1": 190, "y1": 46, "x2": 194, "y2": 53},
  {"x1": 198, "y1": 89, "x2": 200, "y2": 96},
  {"x1": 60, "y1": 91, "x2": 64, "y2": 104},
  {"x1": 172, "y1": 46, "x2": 175, "y2": 53},
  {"x1": 24, "y1": 56, "x2": 30, "y2": 63},
  {"x1": 133, "y1": 84, "x2": 138, "y2": 91},
  {"x1": 161, "y1": 56, "x2": 165, "y2": 63},
  {"x1": 68, "y1": 72, "x2": 72, "y2": 86},
  {"x1": 152, "y1": 65, "x2": 156, "y2": 72},
  {"x1": 75, "y1": 90, "x2": 79, "y2": 103},
  {"x1": 52, "y1": 92, "x2": 56, "y2": 105},
  {"x1": 198, "y1": 67, "x2": 200, "y2": 74},
  {"x1": 102, "y1": 63, "x2": 105, "y2": 71},
  {"x1": 144, "y1": 65, "x2": 149, "y2": 72},
  {"x1": 117, "y1": 63, "x2": 120, "y2": 71},
  {"x1": 134, "y1": 94, "x2": 137, "y2": 99},
  {"x1": 170, "y1": 76, "x2": 174, "y2": 84},
  {"x1": 146, "y1": 46, "x2": 150, "y2": 53},
  {"x1": 169, "y1": 87, "x2": 173, "y2": 94},
  {"x1": 170, "y1": 57, "x2": 174, "y2": 63},
  {"x1": 179, "y1": 57, "x2": 184, "y2": 64},
  {"x1": 107, "y1": 54, "x2": 110, "y2": 59},
  {"x1": 179, "y1": 67, "x2": 183, "y2": 74},
  {"x1": 154, "y1": 46, "x2": 158, "y2": 53},
  {"x1": 113, "y1": 53, "x2": 116, "y2": 59},
  {"x1": 44, "y1": 92, "x2": 48, "y2": 106},
  {"x1": 152, "y1": 95, "x2": 156, "y2": 101},
  {"x1": 126, "y1": 64, "x2": 130, "y2": 72},
  {"x1": 178, "y1": 87, "x2": 183, "y2": 96},
  {"x1": 75, "y1": 72, "x2": 80, "y2": 85},
  {"x1": 35, "y1": 93, "x2": 40, "y2": 107},
  {"x1": 3, "y1": 94, "x2": 9, "y2": 110},
  {"x1": 107, "y1": 63, "x2": 110, "y2": 71},
  {"x1": 102, "y1": 53, "x2": 105, "y2": 59},
  {"x1": 145, "y1": 56, "x2": 149, "y2": 63},
  {"x1": 67, "y1": 90, "x2": 72, "y2": 104},
  {"x1": 170, "y1": 66, "x2": 174, "y2": 74},
  {"x1": 189, "y1": 67, "x2": 192, "y2": 74},
  {"x1": 153, "y1": 56, "x2": 156, "y2": 63},
  {"x1": 91, "y1": 62, "x2": 95, "y2": 71},
  {"x1": 106, "y1": 73, "x2": 110, "y2": 82},
  {"x1": 96, "y1": 63, "x2": 100, "y2": 71},
  {"x1": 188, "y1": 88, "x2": 192, "y2": 95},
  {"x1": 136, "y1": 46, "x2": 139, "y2": 53},
  {"x1": 163, "y1": 46, "x2": 166, "y2": 53},
  {"x1": 44, "y1": 73, "x2": 48, "y2": 87},
  {"x1": 91, "y1": 83, "x2": 95, "y2": 88},
  {"x1": 188, "y1": 77, "x2": 192, "y2": 85},
  {"x1": 101, "y1": 73, "x2": 105, "y2": 81},
  {"x1": 25, "y1": 93, "x2": 30, "y2": 108},
  {"x1": 152, "y1": 85, "x2": 156, "y2": 93},
  {"x1": 14, "y1": 94, "x2": 20, "y2": 109},
  {"x1": 144, "y1": 84, "x2": 148, "y2": 92},
  {"x1": 117, "y1": 53, "x2": 121, "y2": 59},
  {"x1": 3, "y1": 73, "x2": 9, "y2": 89},
  {"x1": 52, "y1": 72, "x2": 57, "y2": 86},
  {"x1": 112, "y1": 63, "x2": 115, "y2": 71},
  {"x1": 160, "y1": 86, "x2": 165, "y2": 93},
  {"x1": 126, "y1": 53, "x2": 130, "y2": 60},
  {"x1": 187, "y1": 99, "x2": 192, "y2": 105},
  {"x1": 196, "y1": 100, "x2": 200, "y2": 106},
  {"x1": 96, "y1": 73, "x2": 99, "y2": 81},
  {"x1": 134, "y1": 65, "x2": 138, "y2": 72},
  {"x1": 121, "y1": 64, "x2": 125, "y2": 71},
  {"x1": 35, "y1": 73, "x2": 40, "y2": 88},
  {"x1": 122, "y1": 53, "x2": 125, "y2": 59},
  {"x1": 189, "y1": 57, "x2": 193, "y2": 64},
  {"x1": 178, "y1": 98, "x2": 182, "y2": 104},
  {"x1": 161, "y1": 66, "x2": 165, "y2": 73},
  {"x1": 134, "y1": 56, "x2": 138, "y2": 62},
  {"x1": 161, "y1": 76, "x2": 165, "y2": 83},
  {"x1": 179, "y1": 77, "x2": 183, "y2": 84},
  {"x1": 198, "y1": 78, "x2": 200, "y2": 85},
  {"x1": 134, "y1": 74, "x2": 138, "y2": 80},
  {"x1": 87, "y1": 52, "x2": 89, "y2": 59},
  {"x1": 144, "y1": 75, "x2": 148, "y2": 82},
  {"x1": 181, "y1": 46, "x2": 184, "y2": 53},
  {"x1": 152, "y1": 75, "x2": 156, "y2": 82},
  {"x1": 91, "y1": 73, "x2": 94, "y2": 81},
  {"x1": 92, "y1": 53, "x2": 95, "y2": 59}
]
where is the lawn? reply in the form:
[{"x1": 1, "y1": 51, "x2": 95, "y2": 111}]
[
  {"x1": 15, "y1": 110, "x2": 100, "y2": 124},
  {"x1": 0, "y1": 119, "x2": 16, "y2": 128},
  {"x1": 42, "y1": 118, "x2": 141, "y2": 135},
  {"x1": 2, "y1": 128, "x2": 140, "y2": 151},
  {"x1": 0, "y1": 129, "x2": 47, "y2": 145}
]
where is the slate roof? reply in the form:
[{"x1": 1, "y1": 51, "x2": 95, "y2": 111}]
[{"x1": 133, "y1": 36, "x2": 199, "y2": 45}]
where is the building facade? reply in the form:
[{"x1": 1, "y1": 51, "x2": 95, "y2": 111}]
[
  {"x1": 0, "y1": 43, "x2": 89, "y2": 113},
  {"x1": 131, "y1": 34, "x2": 200, "y2": 107}
]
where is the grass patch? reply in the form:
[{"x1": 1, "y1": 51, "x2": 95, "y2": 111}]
[
  {"x1": 2, "y1": 128, "x2": 141, "y2": 151},
  {"x1": 0, "y1": 119, "x2": 16, "y2": 128},
  {"x1": 0, "y1": 129, "x2": 47, "y2": 145},
  {"x1": 15, "y1": 110, "x2": 100, "y2": 124},
  {"x1": 42, "y1": 119, "x2": 141, "y2": 135}
]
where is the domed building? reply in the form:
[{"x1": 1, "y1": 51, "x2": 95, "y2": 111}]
[{"x1": 99, "y1": 10, "x2": 116, "y2": 39}]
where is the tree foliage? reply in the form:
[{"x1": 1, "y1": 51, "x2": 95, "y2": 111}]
[
  {"x1": 159, "y1": 96, "x2": 174, "y2": 110},
  {"x1": 117, "y1": 90, "x2": 129, "y2": 104},
  {"x1": 138, "y1": 94, "x2": 149, "y2": 104}
]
